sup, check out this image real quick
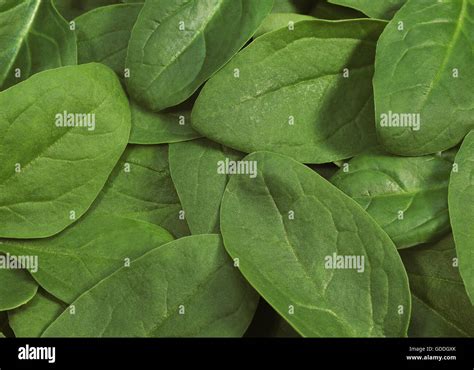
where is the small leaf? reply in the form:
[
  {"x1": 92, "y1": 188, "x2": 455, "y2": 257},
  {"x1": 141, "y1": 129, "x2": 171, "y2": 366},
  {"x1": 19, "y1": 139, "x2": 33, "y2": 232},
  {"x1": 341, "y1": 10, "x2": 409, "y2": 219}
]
[
  {"x1": 328, "y1": 0, "x2": 407, "y2": 19},
  {"x1": 0, "y1": 268, "x2": 37, "y2": 311},
  {"x1": 9, "y1": 290, "x2": 66, "y2": 337},
  {"x1": 330, "y1": 150, "x2": 454, "y2": 248}
]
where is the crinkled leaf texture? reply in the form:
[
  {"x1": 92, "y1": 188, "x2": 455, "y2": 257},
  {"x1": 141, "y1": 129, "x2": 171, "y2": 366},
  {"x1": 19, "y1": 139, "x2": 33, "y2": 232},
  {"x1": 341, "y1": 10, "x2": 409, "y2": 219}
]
[
  {"x1": 0, "y1": 214, "x2": 174, "y2": 303},
  {"x1": 125, "y1": 0, "x2": 273, "y2": 111},
  {"x1": 448, "y1": 130, "x2": 474, "y2": 305},
  {"x1": 221, "y1": 151, "x2": 411, "y2": 337},
  {"x1": 374, "y1": 0, "x2": 474, "y2": 155},
  {"x1": 0, "y1": 0, "x2": 77, "y2": 90},
  {"x1": 42, "y1": 235, "x2": 259, "y2": 337},
  {"x1": 0, "y1": 63, "x2": 131, "y2": 239},
  {"x1": 400, "y1": 235, "x2": 474, "y2": 337},
  {"x1": 330, "y1": 150, "x2": 454, "y2": 248},
  {"x1": 192, "y1": 19, "x2": 385, "y2": 164}
]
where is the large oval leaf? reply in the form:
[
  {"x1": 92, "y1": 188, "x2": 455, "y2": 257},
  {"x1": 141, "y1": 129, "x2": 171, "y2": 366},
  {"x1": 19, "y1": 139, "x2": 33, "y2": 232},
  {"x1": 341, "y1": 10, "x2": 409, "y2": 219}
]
[
  {"x1": 42, "y1": 235, "x2": 259, "y2": 337},
  {"x1": 87, "y1": 144, "x2": 190, "y2": 238},
  {"x1": 169, "y1": 138, "x2": 242, "y2": 234},
  {"x1": 0, "y1": 63, "x2": 131, "y2": 239},
  {"x1": 0, "y1": 268, "x2": 37, "y2": 311},
  {"x1": 448, "y1": 130, "x2": 474, "y2": 305},
  {"x1": 0, "y1": 0, "x2": 77, "y2": 90},
  {"x1": 0, "y1": 214, "x2": 174, "y2": 303},
  {"x1": 330, "y1": 150, "x2": 453, "y2": 248},
  {"x1": 125, "y1": 0, "x2": 273, "y2": 111},
  {"x1": 221, "y1": 151, "x2": 411, "y2": 337},
  {"x1": 374, "y1": 0, "x2": 474, "y2": 156},
  {"x1": 192, "y1": 19, "x2": 385, "y2": 164},
  {"x1": 400, "y1": 235, "x2": 474, "y2": 337}
]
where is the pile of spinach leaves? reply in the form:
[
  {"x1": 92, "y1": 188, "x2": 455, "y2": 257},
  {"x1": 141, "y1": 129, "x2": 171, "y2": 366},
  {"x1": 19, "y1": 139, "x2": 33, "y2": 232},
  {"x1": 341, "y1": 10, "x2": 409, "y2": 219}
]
[{"x1": 0, "y1": 0, "x2": 472, "y2": 338}]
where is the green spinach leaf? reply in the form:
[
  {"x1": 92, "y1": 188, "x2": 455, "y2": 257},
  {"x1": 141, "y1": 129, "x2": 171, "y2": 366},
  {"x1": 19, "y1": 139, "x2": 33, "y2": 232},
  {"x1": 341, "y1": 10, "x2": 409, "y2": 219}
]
[
  {"x1": 330, "y1": 150, "x2": 454, "y2": 248},
  {"x1": 9, "y1": 290, "x2": 66, "y2": 337},
  {"x1": 0, "y1": 0, "x2": 77, "y2": 90},
  {"x1": 42, "y1": 235, "x2": 259, "y2": 337},
  {"x1": 74, "y1": 4, "x2": 202, "y2": 145},
  {"x1": 255, "y1": 13, "x2": 314, "y2": 37},
  {"x1": 0, "y1": 63, "x2": 131, "y2": 239},
  {"x1": 0, "y1": 268, "x2": 38, "y2": 311},
  {"x1": 310, "y1": 0, "x2": 366, "y2": 19},
  {"x1": 125, "y1": 0, "x2": 273, "y2": 111},
  {"x1": 221, "y1": 151, "x2": 411, "y2": 337},
  {"x1": 87, "y1": 144, "x2": 190, "y2": 238},
  {"x1": 169, "y1": 138, "x2": 242, "y2": 235},
  {"x1": 328, "y1": 0, "x2": 406, "y2": 19},
  {"x1": 192, "y1": 19, "x2": 385, "y2": 164},
  {"x1": 374, "y1": 0, "x2": 474, "y2": 156},
  {"x1": 75, "y1": 3, "x2": 142, "y2": 77},
  {"x1": 448, "y1": 130, "x2": 474, "y2": 304},
  {"x1": 400, "y1": 235, "x2": 474, "y2": 337},
  {"x1": 0, "y1": 214, "x2": 174, "y2": 303},
  {"x1": 129, "y1": 102, "x2": 201, "y2": 145}
]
